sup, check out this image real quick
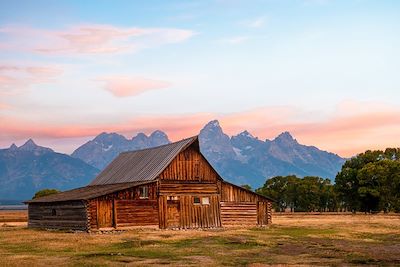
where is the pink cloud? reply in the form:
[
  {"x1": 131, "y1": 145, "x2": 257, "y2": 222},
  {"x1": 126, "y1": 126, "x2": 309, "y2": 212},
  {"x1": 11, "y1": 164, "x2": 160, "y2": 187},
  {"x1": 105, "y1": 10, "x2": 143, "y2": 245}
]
[
  {"x1": 0, "y1": 64, "x2": 63, "y2": 94},
  {"x1": 98, "y1": 76, "x2": 172, "y2": 97},
  {"x1": 0, "y1": 24, "x2": 195, "y2": 55},
  {"x1": 0, "y1": 103, "x2": 11, "y2": 110},
  {"x1": 1, "y1": 101, "x2": 400, "y2": 157}
]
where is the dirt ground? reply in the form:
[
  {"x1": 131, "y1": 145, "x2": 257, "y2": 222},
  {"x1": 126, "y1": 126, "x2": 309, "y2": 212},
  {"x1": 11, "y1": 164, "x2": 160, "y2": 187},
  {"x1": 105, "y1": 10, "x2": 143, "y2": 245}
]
[{"x1": 0, "y1": 211, "x2": 399, "y2": 266}]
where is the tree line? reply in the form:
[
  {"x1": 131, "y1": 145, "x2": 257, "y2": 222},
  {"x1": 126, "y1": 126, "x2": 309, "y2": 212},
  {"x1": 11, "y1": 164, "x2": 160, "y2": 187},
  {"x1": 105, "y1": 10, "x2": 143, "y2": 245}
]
[{"x1": 256, "y1": 148, "x2": 400, "y2": 213}]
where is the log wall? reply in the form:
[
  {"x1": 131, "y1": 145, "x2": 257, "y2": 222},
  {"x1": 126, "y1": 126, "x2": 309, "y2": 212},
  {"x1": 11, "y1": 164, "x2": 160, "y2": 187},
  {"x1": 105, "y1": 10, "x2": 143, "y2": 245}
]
[
  {"x1": 220, "y1": 181, "x2": 272, "y2": 226},
  {"x1": 220, "y1": 202, "x2": 257, "y2": 226},
  {"x1": 28, "y1": 201, "x2": 87, "y2": 230},
  {"x1": 116, "y1": 199, "x2": 158, "y2": 227}
]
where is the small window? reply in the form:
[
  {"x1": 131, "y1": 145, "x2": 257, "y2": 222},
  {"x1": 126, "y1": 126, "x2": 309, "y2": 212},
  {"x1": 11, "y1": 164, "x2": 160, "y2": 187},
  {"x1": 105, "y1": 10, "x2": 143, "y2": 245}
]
[
  {"x1": 51, "y1": 209, "x2": 56, "y2": 216},
  {"x1": 193, "y1": 196, "x2": 201, "y2": 204},
  {"x1": 202, "y1": 197, "x2": 210, "y2": 205},
  {"x1": 140, "y1": 186, "x2": 149, "y2": 199}
]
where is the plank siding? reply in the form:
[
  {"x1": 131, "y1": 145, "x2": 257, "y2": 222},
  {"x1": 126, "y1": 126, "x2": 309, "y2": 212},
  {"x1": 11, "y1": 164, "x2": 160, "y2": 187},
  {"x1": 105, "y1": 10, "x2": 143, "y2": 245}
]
[
  {"x1": 87, "y1": 182, "x2": 158, "y2": 230},
  {"x1": 158, "y1": 144, "x2": 219, "y2": 182},
  {"x1": 28, "y1": 201, "x2": 87, "y2": 230},
  {"x1": 178, "y1": 195, "x2": 221, "y2": 229}
]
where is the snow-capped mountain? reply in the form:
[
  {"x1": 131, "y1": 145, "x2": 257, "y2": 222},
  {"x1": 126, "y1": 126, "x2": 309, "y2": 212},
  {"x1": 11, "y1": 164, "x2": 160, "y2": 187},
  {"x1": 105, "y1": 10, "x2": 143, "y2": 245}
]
[
  {"x1": 0, "y1": 121, "x2": 345, "y2": 200},
  {"x1": 71, "y1": 130, "x2": 170, "y2": 169},
  {"x1": 199, "y1": 120, "x2": 345, "y2": 187}
]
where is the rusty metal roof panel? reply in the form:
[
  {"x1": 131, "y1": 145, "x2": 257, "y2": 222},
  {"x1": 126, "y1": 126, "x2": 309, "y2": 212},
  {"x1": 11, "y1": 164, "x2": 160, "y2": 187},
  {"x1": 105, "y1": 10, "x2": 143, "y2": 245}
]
[{"x1": 89, "y1": 136, "x2": 198, "y2": 185}]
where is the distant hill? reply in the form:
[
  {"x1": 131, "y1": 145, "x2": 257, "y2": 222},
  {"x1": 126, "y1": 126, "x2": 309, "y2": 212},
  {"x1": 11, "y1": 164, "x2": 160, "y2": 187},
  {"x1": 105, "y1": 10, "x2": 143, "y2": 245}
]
[{"x1": 0, "y1": 140, "x2": 99, "y2": 200}]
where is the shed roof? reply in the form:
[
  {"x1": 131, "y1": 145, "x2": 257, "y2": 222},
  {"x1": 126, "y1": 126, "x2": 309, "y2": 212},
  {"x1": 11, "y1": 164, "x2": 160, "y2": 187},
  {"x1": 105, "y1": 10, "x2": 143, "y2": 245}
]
[
  {"x1": 25, "y1": 181, "x2": 153, "y2": 203},
  {"x1": 90, "y1": 136, "x2": 198, "y2": 185}
]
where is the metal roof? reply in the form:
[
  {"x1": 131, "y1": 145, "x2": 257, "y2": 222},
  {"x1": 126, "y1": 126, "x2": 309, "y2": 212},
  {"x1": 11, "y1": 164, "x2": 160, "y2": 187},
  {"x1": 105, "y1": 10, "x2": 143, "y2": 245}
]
[
  {"x1": 25, "y1": 181, "x2": 153, "y2": 203},
  {"x1": 89, "y1": 136, "x2": 198, "y2": 185}
]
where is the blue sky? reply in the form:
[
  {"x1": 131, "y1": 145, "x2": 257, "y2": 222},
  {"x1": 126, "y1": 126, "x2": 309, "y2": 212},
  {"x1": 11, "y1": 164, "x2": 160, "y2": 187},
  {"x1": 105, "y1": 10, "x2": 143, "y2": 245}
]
[{"x1": 0, "y1": 0, "x2": 400, "y2": 156}]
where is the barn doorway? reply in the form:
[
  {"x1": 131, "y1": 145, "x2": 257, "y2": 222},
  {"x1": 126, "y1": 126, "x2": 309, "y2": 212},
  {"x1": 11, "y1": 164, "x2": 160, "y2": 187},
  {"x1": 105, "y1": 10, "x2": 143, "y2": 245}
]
[
  {"x1": 97, "y1": 199, "x2": 114, "y2": 229},
  {"x1": 167, "y1": 196, "x2": 180, "y2": 228}
]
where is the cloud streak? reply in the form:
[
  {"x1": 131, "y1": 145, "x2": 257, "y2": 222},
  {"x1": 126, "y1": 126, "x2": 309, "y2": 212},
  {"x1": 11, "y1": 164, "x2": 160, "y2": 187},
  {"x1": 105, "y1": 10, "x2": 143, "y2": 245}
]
[
  {"x1": 1, "y1": 101, "x2": 400, "y2": 157},
  {"x1": 97, "y1": 76, "x2": 172, "y2": 97},
  {"x1": 240, "y1": 17, "x2": 266, "y2": 28},
  {"x1": 0, "y1": 64, "x2": 63, "y2": 94},
  {"x1": 0, "y1": 24, "x2": 195, "y2": 55}
]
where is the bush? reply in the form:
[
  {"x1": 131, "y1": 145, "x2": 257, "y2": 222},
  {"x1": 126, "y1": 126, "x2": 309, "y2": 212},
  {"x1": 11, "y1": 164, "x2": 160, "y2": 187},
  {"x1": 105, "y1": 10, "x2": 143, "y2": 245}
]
[{"x1": 33, "y1": 189, "x2": 60, "y2": 199}]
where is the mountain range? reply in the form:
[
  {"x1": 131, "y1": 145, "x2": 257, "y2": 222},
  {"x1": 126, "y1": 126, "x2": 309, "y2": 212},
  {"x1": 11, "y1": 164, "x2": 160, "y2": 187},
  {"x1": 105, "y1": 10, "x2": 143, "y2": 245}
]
[
  {"x1": 0, "y1": 120, "x2": 346, "y2": 200},
  {"x1": 0, "y1": 140, "x2": 99, "y2": 200}
]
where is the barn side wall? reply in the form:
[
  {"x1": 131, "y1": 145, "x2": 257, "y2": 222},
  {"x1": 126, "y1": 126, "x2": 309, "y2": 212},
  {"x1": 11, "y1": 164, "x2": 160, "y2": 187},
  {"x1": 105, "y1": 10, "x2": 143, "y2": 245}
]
[
  {"x1": 87, "y1": 182, "x2": 158, "y2": 230},
  {"x1": 220, "y1": 181, "x2": 272, "y2": 227},
  {"x1": 28, "y1": 200, "x2": 88, "y2": 230}
]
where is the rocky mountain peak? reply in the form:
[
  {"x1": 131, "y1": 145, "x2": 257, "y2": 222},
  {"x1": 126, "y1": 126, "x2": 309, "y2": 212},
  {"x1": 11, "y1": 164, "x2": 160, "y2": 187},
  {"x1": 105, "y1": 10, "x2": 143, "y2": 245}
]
[
  {"x1": 200, "y1": 120, "x2": 224, "y2": 136},
  {"x1": 238, "y1": 130, "x2": 255, "y2": 139},
  {"x1": 18, "y1": 139, "x2": 53, "y2": 153},
  {"x1": 149, "y1": 130, "x2": 170, "y2": 146},
  {"x1": 94, "y1": 132, "x2": 127, "y2": 143},
  {"x1": 133, "y1": 132, "x2": 148, "y2": 140},
  {"x1": 274, "y1": 131, "x2": 297, "y2": 145},
  {"x1": 9, "y1": 143, "x2": 18, "y2": 150},
  {"x1": 150, "y1": 130, "x2": 169, "y2": 140},
  {"x1": 21, "y1": 138, "x2": 36, "y2": 148}
]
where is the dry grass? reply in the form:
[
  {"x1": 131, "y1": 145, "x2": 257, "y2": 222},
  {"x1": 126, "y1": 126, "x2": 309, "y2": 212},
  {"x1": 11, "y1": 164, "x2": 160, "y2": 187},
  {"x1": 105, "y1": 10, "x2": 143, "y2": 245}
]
[
  {"x1": 0, "y1": 212, "x2": 399, "y2": 266},
  {"x1": 0, "y1": 210, "x2": 27, "y2": 223}
]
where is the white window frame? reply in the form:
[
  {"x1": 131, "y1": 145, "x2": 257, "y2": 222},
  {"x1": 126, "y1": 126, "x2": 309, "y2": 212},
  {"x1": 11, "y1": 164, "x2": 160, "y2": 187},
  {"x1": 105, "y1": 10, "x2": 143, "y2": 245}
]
[
  {"x1": 139, "y1": 186, "x2": 149, "y2": 199},
  {"x1": 201, "y1": 197, "x2": 210, "y2": 205}
]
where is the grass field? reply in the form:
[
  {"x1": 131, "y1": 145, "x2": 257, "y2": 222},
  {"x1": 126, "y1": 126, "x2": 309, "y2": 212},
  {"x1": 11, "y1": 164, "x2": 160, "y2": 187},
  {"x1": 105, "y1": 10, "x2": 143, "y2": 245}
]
[{"x1": 0, "y1": 211, "x2": 399, "y2": 266}]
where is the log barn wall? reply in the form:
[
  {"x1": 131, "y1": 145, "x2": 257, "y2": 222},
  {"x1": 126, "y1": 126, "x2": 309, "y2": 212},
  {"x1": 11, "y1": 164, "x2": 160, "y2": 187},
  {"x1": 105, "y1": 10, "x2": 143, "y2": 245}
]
[
  {"x1": 220, "y1": 181, "x2": 272, "y2": 227},
  {"x1": 28, "y1": 201, "x2": 87, "y2": 230}
]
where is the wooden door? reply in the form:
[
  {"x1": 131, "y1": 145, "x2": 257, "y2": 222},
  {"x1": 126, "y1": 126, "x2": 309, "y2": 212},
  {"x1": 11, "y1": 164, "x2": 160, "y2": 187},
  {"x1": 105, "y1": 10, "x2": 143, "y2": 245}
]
[
  {"x1": 97, "y1": 200, "x2": 114, "y2": 228},
  {"x1": 167, "y1": 199, "x2": 180, "y2": 228}
]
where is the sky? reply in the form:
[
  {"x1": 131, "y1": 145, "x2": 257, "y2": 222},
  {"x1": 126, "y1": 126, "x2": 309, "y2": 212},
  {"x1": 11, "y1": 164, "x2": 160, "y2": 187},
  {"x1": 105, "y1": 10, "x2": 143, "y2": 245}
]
[{"x1": 0, "y1": 0, "x2": 399, "y2": 157}]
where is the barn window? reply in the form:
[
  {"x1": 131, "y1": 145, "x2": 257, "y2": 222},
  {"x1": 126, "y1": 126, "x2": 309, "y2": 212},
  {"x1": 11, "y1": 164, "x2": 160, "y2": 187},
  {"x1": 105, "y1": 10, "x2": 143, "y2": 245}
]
[
  {"x1": 202, "y1": 197, "x2": 210, "y2": 205},
  {"x1": 140, "y1": 186, "x2": 149, "y2": 199},
  {"x1": 193, "y1": 196, "x2": 201, "y2": 204},
  {"x1": 51, "y1": 209, "x2": 56, "y2": 216}
]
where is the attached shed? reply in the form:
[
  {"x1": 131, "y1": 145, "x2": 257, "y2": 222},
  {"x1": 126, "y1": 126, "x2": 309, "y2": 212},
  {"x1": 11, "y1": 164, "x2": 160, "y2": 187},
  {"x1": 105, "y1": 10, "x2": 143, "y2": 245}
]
[{"x1": 26, "y1": 136, "x2": 273, "y2": 231}]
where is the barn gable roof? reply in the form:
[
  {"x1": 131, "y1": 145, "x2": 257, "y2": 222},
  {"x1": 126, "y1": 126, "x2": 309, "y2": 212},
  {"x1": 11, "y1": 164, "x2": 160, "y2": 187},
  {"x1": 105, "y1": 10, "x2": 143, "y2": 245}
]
[
  {"x1": 90, "y1": 136, "x2": 198, "y2": 185},
  {"x1": 26, "y1": 181, "x2": 153, "y2": 203}
]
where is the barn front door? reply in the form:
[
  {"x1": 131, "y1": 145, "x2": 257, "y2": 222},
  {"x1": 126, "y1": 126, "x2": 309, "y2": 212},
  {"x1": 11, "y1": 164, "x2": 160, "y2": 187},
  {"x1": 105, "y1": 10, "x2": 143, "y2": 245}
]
[
  {"x1": 97, "y1": 199, "x2": 114, "y2": 228},
  {"x1": 167, "y1": 197, "x2": 180, "y2": 228}
]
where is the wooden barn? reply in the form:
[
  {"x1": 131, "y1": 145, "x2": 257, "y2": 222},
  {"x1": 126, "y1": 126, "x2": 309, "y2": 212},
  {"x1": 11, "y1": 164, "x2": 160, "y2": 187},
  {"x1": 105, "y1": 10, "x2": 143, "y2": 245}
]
[{"x1": 26, "y1": 136, "x2": 273, "y2": 231}]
